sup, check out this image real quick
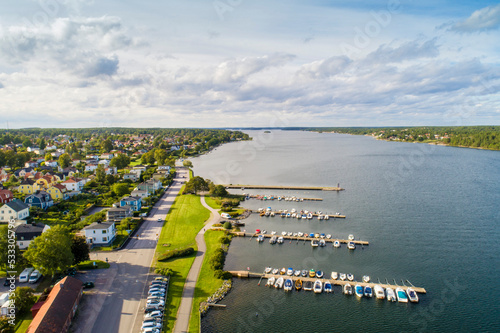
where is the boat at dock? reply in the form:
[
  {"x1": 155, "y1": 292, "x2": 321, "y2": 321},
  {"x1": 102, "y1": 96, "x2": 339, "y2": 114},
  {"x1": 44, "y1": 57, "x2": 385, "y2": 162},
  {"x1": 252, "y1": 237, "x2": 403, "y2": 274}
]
[
  {"x1": 324, "y1": 215, "x2": 329, "y2": 220},
  {"x1": 294, "y1": 270, "x2": 301, "y2": 277},
  {"x1": 326, "y1": 234, "x2": 331, "y2": 239},
  {"x1": 355, "y1": 285, "x2": 364, "y2": 297},
  {"x1": 344, "y1": 283, "x2": 353, "y2": 295},
  {"x1": 272, "y1": 268, "x2": 279, "y2": 275},
  {"x1": 274, "y1": 277, "x2": 284, "y2": 289},
  {"x1": 347, "y1": 273, "x2": 354, "y2": 281},
  {"x1": 386, "y1": 288, "x2": 396, "y2": 302},
  {"x1": 319, "y1": 239, "x2": 326, "y2": 247},
  {"x1": 316, "y1": 270, "x2": 324, "y2": 278},
  {"x1": 309, "y1": 269, "x2": 316, "y2": 278},
  {"x1": 339, "y1": 273, "x2": 347, "y2": 281},
  {"x1": 301, "y1": 270, "x2": 308, "y2": 277},
  {"x1": 269, "y1": 236, "x2": 277, "y2": 244},
  {"x1": 364, "y1": 286, "x2": 373, "y2": 298},
  {"x1": 347, "y1": 241, "x2": 356, "y2": 250},
  {"x1": 295, "y1": 279, "x2": 303, "y2": 291},
  {"x1": 374, "y1": 285, "x2": 385, "y2": 299},
  {"x1": 407, "y1": 288, "x2": 419, "y2": 303},
  {"x1": 348, "y1": 234, "x2": 354, "y2": 240},
  {"x1": 266, "y1": 276, "x2": 275, "y2": 287},
  {"x1": 264, "y1": 267, "x2": 272, "y2": 274},
  {"x1": 333, "y1": 240, "x2": 340, "y2": 248},
  {"x1": 280, "y1": 268, "x2": 286, "y2": 275},
  {"x1": 287, "y1": 268, "x2": 293, "y2": 276},
  {"x1": 324, "y1": 281, "x2": 333, "y2": 293},
  {"x1": 331, "y1": 272, "x2": 338, "y2": 280},
  {"x1": 257, "y1": 235, "x2": 264, "y2": 242},
  {"x1": 362, "y1": 275, "x2": 370, "y2": 283},
  {"x1": 313, "y1": 280, "x2": 323, "y2": 293},
  {"x1": 311, "y1": 239, "x2": 319, "y2": 247},
  {"x1": 303, "y1": 280, "x2": 313, "y2": 291},
  {"x1": 396, "y1": 288, "x2": 408, "y2": 303},
  {"x1": 277, "y1": 237, "x2": 284, "y2": 244},
  {"x1": 284, "y1": 279, "x2": 293, "y2": 291}
]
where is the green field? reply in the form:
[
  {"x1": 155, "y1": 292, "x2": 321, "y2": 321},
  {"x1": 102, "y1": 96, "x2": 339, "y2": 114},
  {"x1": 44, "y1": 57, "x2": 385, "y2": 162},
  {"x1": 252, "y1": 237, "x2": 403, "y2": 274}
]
[
  {"x1": 188, "y1": 230, "x2": 226, "y2": 333},
  {"x1": 203, "y1": 196, "x2": 221, "y2": 210},
  {"x1": 154, "y1": 193, "x2": 210, "y2": 333}
]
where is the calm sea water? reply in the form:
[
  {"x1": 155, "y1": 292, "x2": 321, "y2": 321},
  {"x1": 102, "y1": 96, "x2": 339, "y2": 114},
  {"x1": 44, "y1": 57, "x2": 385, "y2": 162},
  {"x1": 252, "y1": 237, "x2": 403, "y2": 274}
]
[{"x1": 192, "y1": 130, "x2": 500, "y2": 333}]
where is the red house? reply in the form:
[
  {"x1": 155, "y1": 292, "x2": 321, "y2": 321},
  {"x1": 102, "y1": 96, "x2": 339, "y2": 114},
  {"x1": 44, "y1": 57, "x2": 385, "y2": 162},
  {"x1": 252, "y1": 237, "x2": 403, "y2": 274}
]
[{"x1": 0, "y1": 189, "x2": 13, "y2": 204}]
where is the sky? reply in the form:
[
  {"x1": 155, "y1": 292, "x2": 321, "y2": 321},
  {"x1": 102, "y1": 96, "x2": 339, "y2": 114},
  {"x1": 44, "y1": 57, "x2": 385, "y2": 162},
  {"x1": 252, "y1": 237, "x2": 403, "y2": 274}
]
[{"x1": 0, "y1": 0, "x2": 499, "y2": 128}]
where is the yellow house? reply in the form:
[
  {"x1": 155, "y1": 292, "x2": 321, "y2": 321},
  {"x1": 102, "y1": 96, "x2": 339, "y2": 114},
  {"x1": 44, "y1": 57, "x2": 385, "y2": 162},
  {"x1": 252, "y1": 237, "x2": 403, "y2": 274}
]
[
  {"x1": 18, "y1": 179, "x2": 35, "y2": 195},
  {"x1": 47, "y1": 184, "x2": 68, "y2": 201},
  {"x1": 34, "y1": 175, "x2": 55, "y2": 191}
]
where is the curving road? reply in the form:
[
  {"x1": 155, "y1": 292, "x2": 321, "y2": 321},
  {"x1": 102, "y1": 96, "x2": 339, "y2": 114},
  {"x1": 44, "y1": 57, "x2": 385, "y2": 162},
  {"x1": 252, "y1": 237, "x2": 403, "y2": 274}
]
[{"x1": 173, "y1": 196, "x2": 221, "y2": 333}]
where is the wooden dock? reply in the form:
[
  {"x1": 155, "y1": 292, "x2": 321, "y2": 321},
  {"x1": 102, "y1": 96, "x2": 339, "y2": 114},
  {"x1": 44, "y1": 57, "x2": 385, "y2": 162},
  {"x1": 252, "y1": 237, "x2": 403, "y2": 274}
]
[
  {"x1": 253, "y1": 210, "x2": 346, "y2": 218},
  {"x1": 222, "y1": 184, "x2": 344, "y2": 191},
  {"x1": 247, "y1": 194, "x2": 323, "y2": 201},
  {"x1": 229, "y1": 271, "x2": 426, "y2": 294},
  {"x1": 231, "y1": 232, "x2": 369, "y2": 245}
]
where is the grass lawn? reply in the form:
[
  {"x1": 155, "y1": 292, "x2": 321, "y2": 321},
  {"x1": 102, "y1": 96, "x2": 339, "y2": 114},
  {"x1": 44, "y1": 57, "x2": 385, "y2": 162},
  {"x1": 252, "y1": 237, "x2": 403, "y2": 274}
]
[
  {"x1": 92, "y1": 231, "x2": 129, "y2": 251},
  {"x1": 77, "y1": 260, "x2": 110, "y2": 270},
  {"x1": 204, "y1": 196, "x2": 221, "y2": 210},
  {"x1": 154, "y1": 193, "x2": 210, "y2": 333},
  {"x1": 14, "y1": 310, "x2": 34, "y2": 333},
  {"x1": 188, "y1": 230, "x2": 226, "y2": 333}
]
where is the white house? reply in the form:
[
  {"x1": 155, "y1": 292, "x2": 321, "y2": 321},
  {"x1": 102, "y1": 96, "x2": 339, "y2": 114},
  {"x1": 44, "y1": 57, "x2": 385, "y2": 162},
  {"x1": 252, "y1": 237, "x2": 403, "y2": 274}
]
[
  {"x1": 82, "y1": 221, "x2": 116, "y2": 246},
  {"x1": 123, "y1": 173, "x2": 139, "y2": 182},
  {"x1": 45, "y1": 160, "x2": 59, "y2": 168},
  {"x1": 61, "y1": 178, "x2": 84, "y2": 192},
  {"x1": 14, "y1": 222, "x2": 51, "y2": 250},
  {"x1": 85, "y1": 164, "x2": 98, "y2": 172},
  {"x1": 0, "y1": 200, "x2": 30, "y2": 222}
]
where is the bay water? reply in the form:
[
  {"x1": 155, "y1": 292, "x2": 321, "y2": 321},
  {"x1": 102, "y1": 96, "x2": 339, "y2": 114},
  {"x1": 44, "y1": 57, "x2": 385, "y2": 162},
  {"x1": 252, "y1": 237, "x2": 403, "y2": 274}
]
[{"x1": 192, "y1": 130, "x2": 500, "y2": 333}]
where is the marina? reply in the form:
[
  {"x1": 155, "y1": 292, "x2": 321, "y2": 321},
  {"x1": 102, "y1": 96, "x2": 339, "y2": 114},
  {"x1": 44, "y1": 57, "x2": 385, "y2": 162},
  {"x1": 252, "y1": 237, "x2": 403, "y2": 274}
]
[
  {"x1": 245, "y1": 194, "x2": 324, "y2": 201},
  {"x1": 253, "y1": 209, "x2": 346, "y2": 218},
  {"x1": 225, "y1": 231, "x2": 369, "y2": 245},
  {"x1": 222, "y1": 184, "x2": 344, "y2": 191}
]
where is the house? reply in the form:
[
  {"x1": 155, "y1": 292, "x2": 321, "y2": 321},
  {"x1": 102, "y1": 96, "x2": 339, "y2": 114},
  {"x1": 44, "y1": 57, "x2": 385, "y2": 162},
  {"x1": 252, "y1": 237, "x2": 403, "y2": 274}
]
[
  {"x1": 14, "y1": 167, "x2": 35, "y2": 178},
  {"x1": 157, "y1": 165, "x2": 171, "y2": 171},
  {"x1": 45, "y1": 160, "x2": 59, "y2": 168},
  {"x1": 47, "y1": 184, "x2": 69, "y2": 201},
  {"x1": 0, "y1": 189, "x2": 14, "y2": 204},
  {"x1": 120, "y1": 196, "x2": 142, "y2": 211},
  {"x1": 84, "y1": 164, "x2": 98, "y2": 172},
  {"x1": 106, "y1": 206, "x2": 132, "y2": 223},
  {"x1": 130, "y1": 189, "x2": 149, "y2": 200},
  {"x1": 151, "y1": 173, "x2": 165, "y2": 181},
  {"x1": 100, "y1": 153, "x2": 114, "y2": 160},
  {"x1": 26, "y1": 276, "x2": 83, "y2": 333},
  {"x1": 123, "y1": 173, "x2": 138, "y2": 182},
  {"x1": 0, "y1": 199, "x2": 30, "y2": 222},
  {"x1": 60, "y1": 178, "x2": 84, "y2": 192},
  {"x1": 82, "y1": 221, "x2": 116, "y2": 245},
  {"x1": 62, "y1": 167, "x2": 77, "y2": 178},
  {"x1": 34, "y1": 175, "x2": 56, "y2": 191},
  {"x1": 25, "y1": 160, "x2": 40, "y2": 168},
  {"x1": 14, "y1": 222, "x2": 50, "y2": 250},
  {"x1": 105, "y1": 166, "x2": 117, "y2": 175},
  {"x1": 24, "y1": 191, "x2": 54, "y2": 210}
]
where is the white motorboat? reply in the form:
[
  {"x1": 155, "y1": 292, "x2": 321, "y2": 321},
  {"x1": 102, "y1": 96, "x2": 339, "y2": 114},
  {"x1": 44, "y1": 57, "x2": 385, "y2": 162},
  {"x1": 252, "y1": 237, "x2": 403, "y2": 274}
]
[
  {"x1": 362, "y1": 275, "x2": 370, "y2": 283},
  {"x1": 347, "y1": 241, "x2": 356, "y2": 250},
  {"x1": 277, "y1": 237, "x2": 284, "y2": 244},
  {"x1": 269, "y1": 236, "x2": 277, "y2": 244},
  {"x1": 339, "y1": 273, "x2": 346, "y2": 281},
  {"x1": 324, "y1": 215, "x2": 329, "y2": 220},
  {"x1": 307, "y1": 213, "x2": 313, "y2": 219},
  {"x1": 407, "y1": 288, "x2": 419, "y2": 303},
  {"x1": 326, "y1": 234, "x2": 332, "y2": 239},
  {"x1": 348, "y1": 234, "x2": 354, "y2": 240},
  {"x1": 297, "y1": 214, "x2": 302, "y2": 219},
  {"x1": 347, "y1": 273, "x2": 354, "y2": 281},
  {"x1": 313, "y1": 280, "x2": 323, "y2": 294},
  {"x1": 344, "y1": 283, "x2": 353, "y2": 295},
  {"x1": 319, "y1": 239, "x2": 326, "y2": 247},
  {"x1": 293, "y1": 232, "x2": 298, "y2": 237},
  {"x1": 396, "y1": 287, "x2": 408, "y2": 303},
  {"x1": 294, "y1": 270, "x2": 301, "y2": 277},
  {"x1": 301, "y1": 214, "x2": 307, "y2": 219},
  {"x1": 270, "y1": 212, "x2": 275, "y2": 217},
  {"x1": 291, "y1": 213, "x2": 296, "y2": 218},
  {"x1": 298, "y1": 232, "x2": 304, "y2": 237},
  {"x1": 287, "y1": 268, "x2": 294, "y2": 276},
  {"x1": 374, "y1": 285, "x2": 385, "y2": 299},
  {"x1": 291, "y1": 208, "x2": 296, "y2": 213},
  {"x1": 311, "y1": 239, "x2": 319, "y2": 247},
  {"x1": 287, "y1": 232, "x2": 293, "y2": 237},
  {"x1": 264, "y1": 266, "x2": 272, "y2": 274},
  {"x1": 331, "y1": 272, "x2": 338, "y2": 280},
  {"x1": 333, "y1": 240, "x2": 340, "y2": 248},
  {"x1": 257, "y1": 235, "x2": 264, "y2": 242},
  {"x1": 271, "y1": 231, "x2": 276, "y2": 235},
  {"x1": 267, "y1": 276, "x2": 275, "y2": 287},
  {"x1": 274, "y1": 277, "x2": 284, "y2": 289},
  {"x1": 386, "y1": 288, "x2": 397, "y2": 302},
  {"x1": 272, "y1": 268, "x2": 279, "y2": 275},
  {"x1": 301, "y1": 270, "x2": 308, "y2": 277},
  {"x1": 318, "y1": 215, "x2": 324, "y2": 220},
  {"x1": 281, "y1": 231, "x2": 287, "y2": 236}
]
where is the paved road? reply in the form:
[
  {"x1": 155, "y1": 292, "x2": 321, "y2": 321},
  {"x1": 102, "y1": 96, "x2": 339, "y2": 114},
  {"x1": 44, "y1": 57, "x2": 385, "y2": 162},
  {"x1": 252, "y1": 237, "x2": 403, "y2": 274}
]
[
  {"x1": 71, "y1": 168, "x2": 188, "y2": 333},
  {"x1": 173, "y1": 196, "x2": 221, "y2": 333}
]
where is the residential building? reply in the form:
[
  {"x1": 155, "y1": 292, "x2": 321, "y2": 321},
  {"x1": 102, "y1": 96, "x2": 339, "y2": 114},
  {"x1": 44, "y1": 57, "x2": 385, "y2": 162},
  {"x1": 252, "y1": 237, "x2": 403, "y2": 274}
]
[
  {"x1": 25, "y1": 160, "x2": 39, "y2": 168},
  {"x1": 0, "y1": 199, "x2": 30, "y2": 222},
  {"x1": 130, "y1": 189, "x2": 148, "y2": 200},
  {"x1": 120, "y1": 196, "x2": 142, "y2": 211},
  {"x1": 106, "y1": 206, "x2": 132, "y2": 223},
  {"x1": 61, "y1": 178, "x2": 84, "y2": 192},
  {"x1": 84, "y1": 164, "x2": 98, "y2": 172},
  {"x1": 157, "y1": 165, "x2": 171, "y2": 171},
  {"x1": 0, "y1": 189, "x2": 14, "y2": 204},
  {"x1": 26, "y1": 276, "x2": 83, "y2": 333},
  {"x1": 14, "y1": 222, "x2": 50, "y2": 250},
  {"x1": 45, "y1": 160, "x2": 59, "y2": 168},
  {"x1": 47, "y1": 184, "x2": 69, "y2": 201},
  {"x1": 25, "y1": 191, "x2": 54, "y2": 210},
  {"x1": 82, "y1": 221, "x2": 116, "y2": 245},
  {"x1": 123, "y1": 173, "x2": 138, "y2": 182}
]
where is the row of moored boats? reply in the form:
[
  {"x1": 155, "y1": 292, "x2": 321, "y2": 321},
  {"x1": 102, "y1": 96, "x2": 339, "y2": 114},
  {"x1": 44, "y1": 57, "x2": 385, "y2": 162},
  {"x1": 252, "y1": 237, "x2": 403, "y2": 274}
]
[{"x1": 258, "y1": 207, "x2": 341, "y2": 219}]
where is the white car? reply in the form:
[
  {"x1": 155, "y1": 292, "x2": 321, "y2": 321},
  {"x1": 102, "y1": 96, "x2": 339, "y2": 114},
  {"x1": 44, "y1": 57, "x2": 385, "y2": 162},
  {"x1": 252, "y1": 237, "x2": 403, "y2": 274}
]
[
  {"x1": 144, "y1": 311, "x2": 163, "y2": 319},
  {"x1": 147, "y1": 299, "x2": 165, "y2": 306},
  {"x1": 148, "y1": 288, "x2": 166, "y2": 294},
  {"x1": 141, "y1": 321, "x2": 162, "y2": 329}
]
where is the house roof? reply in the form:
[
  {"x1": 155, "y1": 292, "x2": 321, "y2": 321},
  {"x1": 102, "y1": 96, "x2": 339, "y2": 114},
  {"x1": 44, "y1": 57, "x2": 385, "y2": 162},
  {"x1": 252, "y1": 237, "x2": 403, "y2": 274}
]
[
  {"x1": 21, "y1": 179, "x2": 36, "y2": 186},
  {"x1": 3, "y1": 199, "x2": 29, "y2": 212},
  {"x1": 14, "y1": 223, "x2": 47, "y2": 240},
  {"x1": 51, "y1": 184, "x2": 67, "y2": 192},
  {"x1": 83, "y1": 221, "x2": 115, "y2": 230},
  {"x1": 26, "y1": 276, "x2": 83, "y2": 333},
  {"x1": 26, "y1": 191, "x2": 52, "y2": 202},
  {"x1": 121, "y1": 196, "x2": 141, "y2": 202}
]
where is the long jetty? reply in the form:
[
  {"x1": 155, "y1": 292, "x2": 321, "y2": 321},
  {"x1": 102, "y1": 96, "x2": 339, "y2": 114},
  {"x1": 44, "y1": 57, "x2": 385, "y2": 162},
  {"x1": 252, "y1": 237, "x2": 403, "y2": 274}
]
[
  {"x1": 222, "y1": 184, "x2": 344, "y2": 191},
  {"x1": 230, "y1": 231, "x2": 369, "y2": 245},
  {"x1": 229, "y1": 271, "x2": 426, "y2": 294},
  {"x1": 253, "y1": 210, "x2": 346, "y2": 218}
]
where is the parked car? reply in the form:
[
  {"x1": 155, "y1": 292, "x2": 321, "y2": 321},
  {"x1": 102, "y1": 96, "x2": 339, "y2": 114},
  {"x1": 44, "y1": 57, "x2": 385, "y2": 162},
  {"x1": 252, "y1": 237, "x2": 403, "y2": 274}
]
[
  {"x1": 83, "y1": 281, "x2": 95, "y2": 289},
  {"x1": 141, "y1": 321, "x2": 162, "y2": 329},
  {"x1": 157, "y1": 218, "x2": 162, "y2": 222},
  {"x1": 148, "y1": 288, "x2": 165, "y2": 294}
]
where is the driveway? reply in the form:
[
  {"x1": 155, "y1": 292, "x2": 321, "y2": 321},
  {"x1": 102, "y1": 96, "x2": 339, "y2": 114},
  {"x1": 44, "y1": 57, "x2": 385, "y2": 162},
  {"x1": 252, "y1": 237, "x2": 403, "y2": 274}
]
[{"x1": 71, "y1": 168, "x2": 188, "y2": 333}]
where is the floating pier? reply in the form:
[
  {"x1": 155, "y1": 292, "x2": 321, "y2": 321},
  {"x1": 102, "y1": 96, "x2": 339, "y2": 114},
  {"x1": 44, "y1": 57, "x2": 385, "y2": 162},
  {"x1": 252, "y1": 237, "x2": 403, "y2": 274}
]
[
  {"x1": 231, "y1": 232, "x2": 369, "y2": 245},
  {"x1": 229, "y1": 271, "x2": 426, "y2": 294},
  {"x1": 253, "y1": 210, "x2": 346, "y2": 218},
  {"x1": 246, "y1": 194, "x2": 323, "y2": 201},
  {"x1": 223, "y1": 184, "x2": 344, "y2": 191}
]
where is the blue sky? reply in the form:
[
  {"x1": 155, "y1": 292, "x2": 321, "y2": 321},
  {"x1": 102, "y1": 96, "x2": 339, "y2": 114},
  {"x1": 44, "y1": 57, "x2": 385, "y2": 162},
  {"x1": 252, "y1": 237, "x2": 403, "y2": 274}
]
[{"x1": 0, "y1": 0, "x2": 499, "y2": 128}]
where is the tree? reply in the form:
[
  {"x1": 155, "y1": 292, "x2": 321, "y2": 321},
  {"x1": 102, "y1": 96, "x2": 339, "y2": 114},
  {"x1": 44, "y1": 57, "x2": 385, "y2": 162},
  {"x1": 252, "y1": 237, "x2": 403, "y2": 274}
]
[
  {"x1": 22, "y1": 138, "x2": 32, "y2": 148},
  {"x1": 0, "y1": 226, "x2": 25, "y2": 273},
  {"x1": 58, "y1": 153, "x2": 71, "y2": 168},
  {"x1": 105, "y1": 174, "x2": 116, "y2": 185},
  {"x1": 44, "y1": 153, "x2": 52, "y2": 161},
  {"x1": 11, "y1": 287, "x2": 37, "y2": 314},
  {"x1": 95, "y1": 164, "x2": 106, "y2": 183},
  {"x1": 211, "y1": 185, "x2": 228, "y2": 197},
  {"x1": 101, "y1": 139, "x2": 113, "y2": 152},
  {"x1": 112, "y1": 183, "x2": 130, "y2": 197},
  {"x1": 109, "y1": 153, "x2": 130, "y2": 169},
  {"x1": 183, "y1": 160, "x2": 193, "y2": 168},
  {"x1": 0, "y1": 316, "x2": 15, "y2": 333},
  {"x1": 38, "y1": 137, "x2": 46, "y2": 150},
  {"x1": 184, "y1": 176, "x2": 208, "y2": 194},
  {"x1": 154, "y1": 149, "x2": 168, "y2": 165},
  {"x1": 223, "y1": 221, "x2": 232, "y2": 229},
  {"x1": 117, "y1": 217, "x2": 132, "y2": 231},
  {"x1": 24, "y1": 225, "x2": 74, "y2": 277},
  {"x1": 71, "y1": 235, "x2": 90, "y2": 265}
]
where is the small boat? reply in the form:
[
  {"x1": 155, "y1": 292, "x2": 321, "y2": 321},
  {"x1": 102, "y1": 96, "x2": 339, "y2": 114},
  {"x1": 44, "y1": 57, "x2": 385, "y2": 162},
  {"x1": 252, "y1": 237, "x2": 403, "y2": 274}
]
[
  {"x1": 264, "y1": 267, "x2": 272, "y2": 274},
  {"x1": 386, "y1": 288, "x2": 397, "y2": 302},
  {"x1": 303, "y1": 280, "x2": 313, "y2": 291},
  {"x1": 407, "y1": 288, "x2": 419, "y2": 303},
  {"x1": 362, "y1": 275, "x2": 370, "y2": 283},
  {"x1": 301, "y1": 270, "x2": 308, "y2": 277},
  {"x1": 309, "y1": 233, "x2": 315, "y2": 238},
  {"x1": 331, "y1": 272, "x2": 338, "y2": 280},
  {"x1": 347, "y1": 273, "x2": 354, "y2": 281},
  {"x1": 274, "y1": 277, "x2": 284, "y2": 289},
  {"x1": 311, "y1": 240, "x2": 319, "y2": 247},
  {"x1": 257, "y1": 235, "x2": 264, "y2": 242},
  {"x1": 295, "y1": 279, "x2": 303, "y2": 291},
  {"x1": 272, "y1": 268, "x2": 279, "y2": 275},
  {"x1": 307, "y1": 213, "x2": 313, "y2": 219},
  {"x1": 270, "y1": 212, "x2": 275, "y2": 217},
  {"x1": 287, "y1": 232, "x2": 293, "y2": 237},
  {"x1": 291, "y1": 208, "x2": 296, "y2": 213},
  {"x1": 297, "y1": 214, "x2": 302, "y2": 219},
  {"x1": 364, "y1": 286, "x2": 373, "y2": 297},
  {"x1": 269, "y1": 236, "x2": 277, "y2": 244},
  {"x1": 298, "y1": 232, "x2": 304, "y2": 237},
  {"x1": 271, "y1": 231, "x2": 276, "y2": 235},
  {"x1": 314, "y1": 233, "x2": 320, "y2": 238},
  {"x1": 313, "y1": 280, "x2": 323, "y2": 294},
  {"x1": 291, "y1": 213, "x2": 296, "y2": 218},
  {"x1": 333, "y1": 240, "x2": 340, "y2": 248},
  {"x1": 301, "y1": 214, "x2": 307, "y2": 219},
  {"x1": 316, "y1": 270, "x2": 324, "y2": 278},
  {"x1": 280, "y1": 213, "x2": 286, "y2": 218},
  {"x1": 286, "y1": 213, "x2": 291, "y2": 218},
  {"x1": 344, "y1": 283, "x2": 353, "y2": 295},
  {"x1": 277, "y1": 237, "x2": 284, "y2": 244},
  {"x1": 355, "y1": 285, "x2": 364, "y2": 297},
  {"x1": 281, "y1": 231, "x2": 287, "y2": 236},
  {"x1": 309, "y1": 269, "x2": 316, "y2": 278},
  {"x1": 256, "y1": 229, "x2": 261, "y2": 234},
  {"x1": 324, "y1": 215, "x2": 329, "y2": 220},
  {"x1": 319, "y1": 239, "x2": 326, "y2": 247},
  {"x1": 294, "y1": 270, "x2": 301, "y2": 277},
  {"x1": 287, "y1": 268, "x2": 293, "y2": 276},
  {"x1": 324, "y1": 281, "x2": 332, "y2": 293},
  {"x1": 284, "y1": 279, "x2": 293, "y2": 291},
  {"x1": 293, "y1": 232, "x2": 298, "y2": 237},
  {"x1": 374, "y1": 285, "x2": 385, "y2": 299},
  {"x1": 318, "y1": 215, "x2": 324, "y2": 220},
  {"x1": 347, "y1": 241, "x2": 356, "y2": 250},
  {"x1": 348, "y1": 234, "x2": 354, "y2": 240},
  {"x1": 339, "y1": 273, "x2": 347, "y2": 281},
  {"x1": 262, "y1": 230, "x2": 267, "y2": 234},
  {"x1": 267, "y1": 276, "x2": 275, "y2": 287},
  {"x1": 265, "y1": 212, "x2": 270, "y2": 217},
  {"x1": 326, "y1": 234, "x2": 332, "y2": 239},
  {"x1": 280, "y1": 268, "x2": 286, "y2": 275},
  {"x1": 396, "y1": 287, "x2": 408, "y2": 303}
]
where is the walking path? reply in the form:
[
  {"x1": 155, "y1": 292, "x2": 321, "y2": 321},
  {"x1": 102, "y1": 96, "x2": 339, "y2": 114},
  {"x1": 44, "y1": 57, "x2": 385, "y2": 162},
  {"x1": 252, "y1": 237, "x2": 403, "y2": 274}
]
[{"x1": 173, "y1": 196, "x2": 221, "y2": 333}]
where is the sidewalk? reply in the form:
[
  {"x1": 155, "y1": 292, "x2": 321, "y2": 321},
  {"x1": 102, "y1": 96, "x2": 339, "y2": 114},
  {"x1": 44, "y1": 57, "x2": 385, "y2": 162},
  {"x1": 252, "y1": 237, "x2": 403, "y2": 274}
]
[{"x1": 173, "y1": 196, "x2": 221, "y2": 333}]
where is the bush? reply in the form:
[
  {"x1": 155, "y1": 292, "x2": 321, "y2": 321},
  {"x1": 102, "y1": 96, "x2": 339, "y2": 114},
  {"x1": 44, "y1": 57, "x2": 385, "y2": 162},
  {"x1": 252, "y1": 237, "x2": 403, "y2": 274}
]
[
  {"x1": 221, "y1": 235, "x2": 232, "y2": 244},
  {"x1": 210, "y1": 248, "x2": 226, "y2": 271},
  {"x1": 223, "y1": 221, "x2": 232, "y2": 230},
  {"x1": 157, "y1": 247, "x2": 195, "y2": 261},
  {"x1": 155, "y1": 267, "x2": 173, "y2": 276},
  {"x1": 214, "y1": 270, "x2": 233, "y2": 280}
]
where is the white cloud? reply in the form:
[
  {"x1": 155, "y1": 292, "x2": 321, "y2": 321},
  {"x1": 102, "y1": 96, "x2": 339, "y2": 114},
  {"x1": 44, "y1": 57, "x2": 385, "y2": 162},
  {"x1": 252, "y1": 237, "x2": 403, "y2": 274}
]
[{"x1": 449, "y1": 4, "x2": 500, "y2": 33}]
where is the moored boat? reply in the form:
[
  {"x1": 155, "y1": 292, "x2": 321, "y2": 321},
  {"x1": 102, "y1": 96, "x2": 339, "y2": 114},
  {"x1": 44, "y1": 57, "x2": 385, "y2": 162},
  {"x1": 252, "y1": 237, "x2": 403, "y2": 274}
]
[
  {"x1": 347, "y1": 273, "x2": 354, "y2": 281},
  {"x1": 269, "y1": 236, "x2": 277, "y2": 244},
  {"x1": 313, "y1": 280, "x2": 323, "y2": 293},
  {"x1": 309, "y1": 269, "x2": 316, "y2": 278},
  {"x1": 333, "y1": 240, "x2": 340, "y2": 248},
  {"x1": 396, "y1": 287, "x2": 408, "y2": 303},
  {"x1": 339, "y1": 273, "x2": 347, "y2": 281},
  {"x1": 272, "y1": 268, "x2": 279, "y2": 275},
  {"x1": 324, "y1": 215, "x2": 329, "y2": 220},
  {"x1": 347, "y1": 241, "x2": 356, "y2": 250},
  {"x1": 264, "y1": 266, "x2": 272, "y2": 274},
  {"x1": 295, "y1": 279, "x2": 303, "y2": 291},
  {"x1": 280, "y1": 267, "x2": 286, "y2": 275},
  {"x1": 294, "y1": 270, "x2": 301, "y2": 277},
  {"x1": 257, "y1": 235, "x2": 264, "y2": 242},
  {"x1": 277, "y1": 237, "x2": 284, "y2": 244},
  {"x1": 407, "y1": 288, "x2": 419, "y2": 303},
  {"x1": 374, "y1": 285, "x2": 385, "y2": 299},
  {"x1": 362, "y1": 275, "x2": 370, "y2": 283},
  {"x1": 319, "y1": 239, "x2": 326, "y2": 247},
  {"x1": 316, "y1": 270, "x2": 324, "y2": 278},
  {"x1": 324, "y1": 281, "x2": 333, "y2": 293},
  {"x1": 355, "y1": 284, "x2": 364, "y2": 297},
  {"x1": 386, "y1": 288, "x2": 396, "y2": 302},
  {"x1": 284, "y1": 278, "x2": 293, "y2": 291},
  {"x1": 301, "y1": 269, "x2": 308, "y2": 277},
  {"x1": 326, "y1": 234, "x2": 332, "y2": 239},
  {"x1": 331, "y1": 272, "x2": 338, "y2": 280},
  {"x1": 364, "y1": 286, "x2": 373, "y2": 297},
  {"x1": 303, "y1": 280, "x2": 313, "y2": 291},
  {"x1": 267, "y1": 276, "x2": 275, "y2": 287},
  {"x1": 311, "y1": 239, "x2": 319, "y2": 247},
  {"x1": 348, "y1": 234, "x2": 354, "y2": 240},
  {"x1": 344, "y1": 283, "x2": 353, "y2": 295},
  {"x1": 274, "y1": 277, "x2": 284, "y2": 289},
  {"x1": 298, "y1": 232, "x2": 304, "y2": 237},
  {"x1": 287, "y1": 268, "x2": 293, "y2": 276}
]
